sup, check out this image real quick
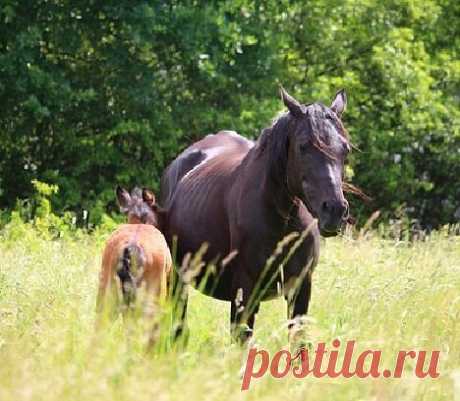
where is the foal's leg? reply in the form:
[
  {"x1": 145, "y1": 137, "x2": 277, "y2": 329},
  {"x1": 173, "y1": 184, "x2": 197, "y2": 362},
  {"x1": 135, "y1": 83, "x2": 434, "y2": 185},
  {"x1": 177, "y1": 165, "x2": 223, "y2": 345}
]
[
  {"x1": 141, "y1": 270, "x2": 165, "y2": 348},
  {"x1": 230, "y1": 273, "x2": 258, "y2": 344},
  {"x1": 95, "y1": 276, "x2": 120, "y2": 329}
]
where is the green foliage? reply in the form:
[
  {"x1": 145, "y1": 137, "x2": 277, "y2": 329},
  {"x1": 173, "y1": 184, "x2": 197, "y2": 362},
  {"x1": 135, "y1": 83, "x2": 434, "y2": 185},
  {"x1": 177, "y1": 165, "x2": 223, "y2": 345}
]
[
  {"x1": 0, "y1": 1, "x2": 459, "y2": 227},
  {"x1": 1, "y1": 179, "x2": 119, "y2": 240},
  {"x1": 2, "y1": 179, "x2": 70, "y2": 240}
]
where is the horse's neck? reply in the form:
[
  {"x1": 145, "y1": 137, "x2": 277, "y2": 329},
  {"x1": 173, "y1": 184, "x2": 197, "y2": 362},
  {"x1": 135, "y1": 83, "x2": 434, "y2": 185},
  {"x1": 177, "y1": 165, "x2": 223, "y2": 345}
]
[{"x1": 242, "y1": 142, "x2": 295, "y2": 221}]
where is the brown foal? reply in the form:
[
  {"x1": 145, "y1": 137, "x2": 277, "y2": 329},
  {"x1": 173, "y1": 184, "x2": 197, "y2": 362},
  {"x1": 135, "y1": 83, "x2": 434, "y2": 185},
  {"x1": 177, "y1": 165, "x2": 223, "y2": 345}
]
[{"x1": 96, "y1": 186, "x2": 171, "y2": 345}]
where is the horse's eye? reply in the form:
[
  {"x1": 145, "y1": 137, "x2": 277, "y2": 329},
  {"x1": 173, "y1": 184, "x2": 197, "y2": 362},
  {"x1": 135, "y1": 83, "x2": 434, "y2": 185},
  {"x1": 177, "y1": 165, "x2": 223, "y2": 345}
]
[{"x1": 299, "y1": 143, "x2": 309, "y2": 154}]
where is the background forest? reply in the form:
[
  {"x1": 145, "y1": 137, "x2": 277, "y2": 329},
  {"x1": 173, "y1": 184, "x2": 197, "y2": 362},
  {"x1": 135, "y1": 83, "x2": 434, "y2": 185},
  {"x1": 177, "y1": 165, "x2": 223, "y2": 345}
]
[{"x1": 1, "y1": 0, "x2": 459, "y2": 229}]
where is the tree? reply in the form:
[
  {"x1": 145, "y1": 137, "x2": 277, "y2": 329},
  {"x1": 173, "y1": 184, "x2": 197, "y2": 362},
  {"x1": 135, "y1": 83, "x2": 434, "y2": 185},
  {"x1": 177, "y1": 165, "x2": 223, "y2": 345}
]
[{"x1": 1, "y1": 0, "x2": 459, "y2": 227}]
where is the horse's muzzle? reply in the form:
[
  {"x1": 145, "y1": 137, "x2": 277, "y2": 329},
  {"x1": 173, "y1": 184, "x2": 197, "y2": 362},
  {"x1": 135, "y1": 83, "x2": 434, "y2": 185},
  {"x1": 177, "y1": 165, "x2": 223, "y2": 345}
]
[{"x1": 318, "y1": 199, "x2": 349, "y2": 236}]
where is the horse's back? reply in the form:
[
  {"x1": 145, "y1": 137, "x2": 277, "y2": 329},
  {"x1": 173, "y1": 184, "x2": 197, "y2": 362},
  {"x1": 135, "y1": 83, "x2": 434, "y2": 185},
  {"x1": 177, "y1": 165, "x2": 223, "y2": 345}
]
[{"x1": 160, "y1": 131, "x2": 253, "y2": 207}]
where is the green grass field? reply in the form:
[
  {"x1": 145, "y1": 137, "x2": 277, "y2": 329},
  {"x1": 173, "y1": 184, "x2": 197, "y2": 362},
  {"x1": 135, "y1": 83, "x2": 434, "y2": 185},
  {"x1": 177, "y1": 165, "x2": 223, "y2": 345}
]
[{"x1": 0, "y1": 227, "x2": 459, "y2": 401}]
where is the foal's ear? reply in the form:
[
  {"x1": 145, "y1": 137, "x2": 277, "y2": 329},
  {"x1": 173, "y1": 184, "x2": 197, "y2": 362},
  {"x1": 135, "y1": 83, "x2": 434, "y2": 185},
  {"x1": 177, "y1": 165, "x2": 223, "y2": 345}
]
[
  {"x1": 280, "y1": 85, "x2": 306, "y2": 118},
  {"x1": 330, "y1": 89, "x2": 347, "y2": 117},
  {"x1": 142, "y1": 188, "x2": 156, "y2": 207},
  {"x1": 116, "y1": 186, "x2": 131, "y2": 213}
]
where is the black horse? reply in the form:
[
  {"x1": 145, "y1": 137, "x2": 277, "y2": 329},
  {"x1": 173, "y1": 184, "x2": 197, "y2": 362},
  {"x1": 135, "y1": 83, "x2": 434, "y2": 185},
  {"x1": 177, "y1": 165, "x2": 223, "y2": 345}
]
[{"x1": 160, "y1": 87, "x2": 350, "y2": 343}]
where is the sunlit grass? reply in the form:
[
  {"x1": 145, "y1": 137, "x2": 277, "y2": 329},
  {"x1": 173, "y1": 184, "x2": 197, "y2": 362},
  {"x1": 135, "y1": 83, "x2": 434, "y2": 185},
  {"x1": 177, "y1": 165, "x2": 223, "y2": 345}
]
[{"x1": 0, "y1": 228, "x2": 459, "y2": 401}]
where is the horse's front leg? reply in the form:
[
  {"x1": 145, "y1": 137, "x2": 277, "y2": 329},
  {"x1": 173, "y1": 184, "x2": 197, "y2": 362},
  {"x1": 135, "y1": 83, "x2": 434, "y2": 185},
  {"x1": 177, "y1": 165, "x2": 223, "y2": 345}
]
[
  {"x1": 286, "y1": 270, "x2": 312, "y2": 347},
  {"x1": 230, "y1": 272, "x2": 259, "y2": 344},
  {"x1": 171, "y1": 267, "x2": 189, "y2": 346}
]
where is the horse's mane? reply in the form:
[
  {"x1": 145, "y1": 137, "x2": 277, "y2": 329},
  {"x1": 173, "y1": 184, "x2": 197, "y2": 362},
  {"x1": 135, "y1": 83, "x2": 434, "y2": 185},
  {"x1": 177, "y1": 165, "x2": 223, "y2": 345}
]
[
  {"x1": 257, "y1": 104, "x2": 344, "y2": 176},
  {"x1": 256, "y1": 104, "x2": 369, "y2": 202},
  {"x1": 256, "y1": 111, "x2": 292, "y2": 189}
]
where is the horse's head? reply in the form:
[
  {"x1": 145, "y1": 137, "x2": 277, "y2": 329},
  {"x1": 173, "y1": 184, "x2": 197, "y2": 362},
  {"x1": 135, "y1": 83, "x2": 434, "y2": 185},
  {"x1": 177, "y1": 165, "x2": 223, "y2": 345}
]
[
  {"x1": 281, "y1": 87, "x2": 350, "y2": 237},
  {"x1": 116, "y1": 186, "x2": 162, "y2": 227}
]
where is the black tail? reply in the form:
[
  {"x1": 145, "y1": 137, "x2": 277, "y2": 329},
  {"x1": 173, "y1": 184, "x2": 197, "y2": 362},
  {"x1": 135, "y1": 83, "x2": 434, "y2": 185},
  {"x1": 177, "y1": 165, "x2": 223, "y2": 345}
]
[{"x1": 117, "y1": 245, "x2": 143, "y2": 307}]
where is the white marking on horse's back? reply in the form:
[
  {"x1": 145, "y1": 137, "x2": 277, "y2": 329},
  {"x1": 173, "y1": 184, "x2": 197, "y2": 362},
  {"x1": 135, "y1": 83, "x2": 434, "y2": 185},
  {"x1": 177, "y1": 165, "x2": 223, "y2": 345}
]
[
  {"x1": 220, "y1": 130, "x2": 254, "y2": 148},
  {"x1": 181, "y1": 146, "x2": 225, "y2": 181},
  {"x1": 219, "y1": 130, "x2": 238, "y2": 136},
  {"x1": 180, "y1": 131, "x2": 254, "y2": 182}
]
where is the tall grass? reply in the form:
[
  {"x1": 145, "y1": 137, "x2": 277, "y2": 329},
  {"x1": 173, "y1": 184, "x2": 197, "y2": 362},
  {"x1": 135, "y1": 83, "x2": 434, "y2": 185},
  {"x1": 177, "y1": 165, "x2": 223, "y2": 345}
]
[{"x1": 0, "y1": 226, "x2": 459, "y2": 401}]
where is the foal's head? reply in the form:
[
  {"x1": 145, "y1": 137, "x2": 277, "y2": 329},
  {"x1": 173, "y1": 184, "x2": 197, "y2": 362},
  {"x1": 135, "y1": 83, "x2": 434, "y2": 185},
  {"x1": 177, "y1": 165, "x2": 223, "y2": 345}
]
[
  {"x1": 116, "y1": 186, "x2": 162, "y2": 227},
  {"x1": 279, "y1": 87, "x2": 350, "y2": 236}
]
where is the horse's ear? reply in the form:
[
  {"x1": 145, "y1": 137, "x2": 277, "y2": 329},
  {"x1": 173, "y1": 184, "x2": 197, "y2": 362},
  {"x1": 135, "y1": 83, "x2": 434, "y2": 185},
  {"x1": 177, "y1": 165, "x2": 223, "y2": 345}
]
[
  {"x1": 142, "y1": 188, "x2": 156, "y2": 207},
  {"x1": 280, "y1": 85, "x2": 306, "y2": 118},
  {"x1": 331, "y1": 89, "x2": 347, "y2": 117},
  {"x1": 116, "y1": 186, "x2": 131, "y2": 213}
]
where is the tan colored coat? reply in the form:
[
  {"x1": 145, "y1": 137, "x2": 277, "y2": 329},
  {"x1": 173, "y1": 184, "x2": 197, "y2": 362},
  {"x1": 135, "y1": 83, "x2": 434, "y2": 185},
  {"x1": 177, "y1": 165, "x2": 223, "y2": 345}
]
[{"x1": 97, "y1": 224, "x2": 172, "y2": 321}]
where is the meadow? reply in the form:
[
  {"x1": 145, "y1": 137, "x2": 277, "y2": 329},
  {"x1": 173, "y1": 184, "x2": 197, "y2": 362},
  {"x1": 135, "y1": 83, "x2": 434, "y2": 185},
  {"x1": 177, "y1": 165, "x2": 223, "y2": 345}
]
[{"x1": 0, "y1": 222, "x2": 459, "y2": 401}]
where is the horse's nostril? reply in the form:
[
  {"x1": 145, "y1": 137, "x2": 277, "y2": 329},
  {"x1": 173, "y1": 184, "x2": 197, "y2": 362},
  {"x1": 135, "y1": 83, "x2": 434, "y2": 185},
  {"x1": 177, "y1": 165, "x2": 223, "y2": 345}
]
[{"x1": 322, "y1": 200, "x2": 348, "y2": 220}]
